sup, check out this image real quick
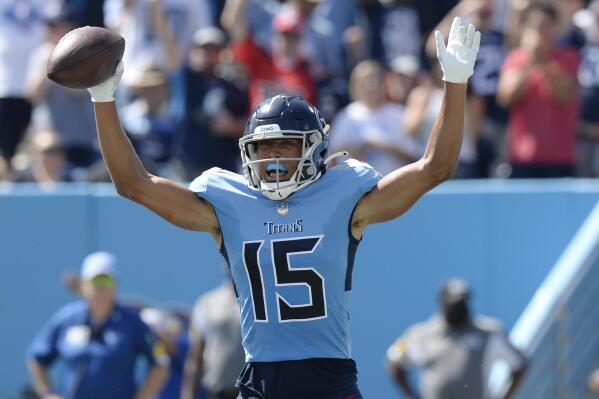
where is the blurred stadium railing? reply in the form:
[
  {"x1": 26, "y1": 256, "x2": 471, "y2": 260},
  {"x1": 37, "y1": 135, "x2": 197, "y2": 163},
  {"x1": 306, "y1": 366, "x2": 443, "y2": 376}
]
[{"x1": 489, "y1": 201, "x2": 599, "y2": 399}]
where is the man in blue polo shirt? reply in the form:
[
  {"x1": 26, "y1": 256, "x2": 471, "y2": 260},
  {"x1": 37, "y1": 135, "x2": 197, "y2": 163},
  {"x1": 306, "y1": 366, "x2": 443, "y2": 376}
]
[{"x1": 26, "y1": 251, "x2": 169, "y2": 399}]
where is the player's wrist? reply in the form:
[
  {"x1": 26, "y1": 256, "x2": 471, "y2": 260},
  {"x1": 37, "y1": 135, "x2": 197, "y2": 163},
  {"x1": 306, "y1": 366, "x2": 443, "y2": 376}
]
[
  {"x1": 440, "y1": 60, "x2": 474, "y2": 84},
  {"x1": 442, "y1": 74, "x2": 469, "y2": 84},
  {"x1": 87, "y1": 61, "x2": 124, "y2": 103},
  {"x1": 89, "y1": 92, "x2": 116, "y2": 103}
]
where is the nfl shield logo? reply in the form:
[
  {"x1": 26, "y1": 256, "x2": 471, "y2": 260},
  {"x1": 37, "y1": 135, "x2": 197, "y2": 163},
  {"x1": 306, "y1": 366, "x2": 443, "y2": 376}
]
[{"x1": 277, "y1": 202, "x2": 289, "y2": 216}]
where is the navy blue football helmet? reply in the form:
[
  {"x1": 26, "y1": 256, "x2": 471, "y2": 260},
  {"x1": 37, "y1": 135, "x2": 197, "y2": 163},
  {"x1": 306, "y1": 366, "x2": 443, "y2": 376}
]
[{"x1": 239, "y1": 95, "x2": 332, "y2": 200}]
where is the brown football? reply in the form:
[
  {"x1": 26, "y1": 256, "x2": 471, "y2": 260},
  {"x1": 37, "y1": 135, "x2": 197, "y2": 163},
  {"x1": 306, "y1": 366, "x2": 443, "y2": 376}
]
[{"x1": 47, "y1": 26, "x2": 125, "y2": 89}]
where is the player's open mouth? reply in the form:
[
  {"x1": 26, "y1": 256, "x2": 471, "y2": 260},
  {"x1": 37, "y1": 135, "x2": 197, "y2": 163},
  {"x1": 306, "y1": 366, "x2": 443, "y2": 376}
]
[{"x1": 266, "y1": 163, "x2": 288, "y2": 180}]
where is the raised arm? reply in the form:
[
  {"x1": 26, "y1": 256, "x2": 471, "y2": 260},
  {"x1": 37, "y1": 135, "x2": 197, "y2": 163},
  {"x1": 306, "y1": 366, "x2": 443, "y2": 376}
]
[
  {"x1": 351, "y1": 18, "x2": 480, "y2": 237},
  {"x1": 88, "y1": 63, "x2": 221, "y2": 244},
  {"x1": 149, "y1": 0, "x2": 183, "y2": 71},
  {"x1": 221, "y1": 0, "x2": 249, "y2": 43}
]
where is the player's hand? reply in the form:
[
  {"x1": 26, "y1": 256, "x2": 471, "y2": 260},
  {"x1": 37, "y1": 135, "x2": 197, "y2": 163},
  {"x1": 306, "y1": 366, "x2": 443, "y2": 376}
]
[
  {"x1": 87, "y1": 61, "x2": 124, "y2": 103},
  {"x1": 435, "y1": 17, "x2": 481, "y2": 84}
]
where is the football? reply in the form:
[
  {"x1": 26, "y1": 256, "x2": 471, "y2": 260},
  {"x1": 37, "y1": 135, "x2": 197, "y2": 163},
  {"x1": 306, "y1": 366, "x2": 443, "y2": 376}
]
[{"x1": 47, "y1": 26, "x2": 125, "y2": 89}]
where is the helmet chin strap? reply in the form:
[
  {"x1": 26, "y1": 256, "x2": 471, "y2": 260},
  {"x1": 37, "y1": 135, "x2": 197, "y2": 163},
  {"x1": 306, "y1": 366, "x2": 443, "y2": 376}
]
[{"x1": 324, "y1": 151, "x2": 348, "y2": 165}]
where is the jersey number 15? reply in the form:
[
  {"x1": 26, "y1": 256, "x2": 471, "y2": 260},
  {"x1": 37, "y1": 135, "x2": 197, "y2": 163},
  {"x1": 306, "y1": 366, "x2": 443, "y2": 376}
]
[{"x1": 242, "y1": 236, "x2": 326, "y2": 323}]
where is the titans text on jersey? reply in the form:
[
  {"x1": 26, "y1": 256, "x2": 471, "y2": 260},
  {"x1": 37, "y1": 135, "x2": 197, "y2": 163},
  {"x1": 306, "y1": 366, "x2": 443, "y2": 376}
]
[{"x1": 264, "y1": 219, "x2": 303, "y2": 235}]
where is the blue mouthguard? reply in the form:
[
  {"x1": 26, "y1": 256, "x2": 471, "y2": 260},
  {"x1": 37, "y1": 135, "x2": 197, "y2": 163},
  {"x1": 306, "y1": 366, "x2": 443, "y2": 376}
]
[{"x1": 266, "y1": 163, "x2": 288, "y2": 175}]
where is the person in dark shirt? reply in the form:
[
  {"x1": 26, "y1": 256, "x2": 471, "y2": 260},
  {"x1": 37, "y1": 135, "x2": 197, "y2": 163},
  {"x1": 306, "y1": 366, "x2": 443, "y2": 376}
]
[{"x1": 177, "y1": 27, "x2": 249, "y2": 179}]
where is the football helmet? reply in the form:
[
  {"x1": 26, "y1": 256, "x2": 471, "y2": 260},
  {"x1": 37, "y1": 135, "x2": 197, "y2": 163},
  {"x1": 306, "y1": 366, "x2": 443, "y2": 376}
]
[{"x1": 239, "y1": 95, "x2": 330, "y2": 200}]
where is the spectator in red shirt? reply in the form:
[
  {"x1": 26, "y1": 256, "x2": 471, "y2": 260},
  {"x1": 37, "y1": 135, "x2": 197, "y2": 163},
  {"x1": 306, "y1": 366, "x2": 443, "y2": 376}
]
[
  {"x1": 497, "y1": 3, "x2": 580, "y2": 178},
  {"x1": 222, "y1": 0, "x2": 317, "y2": 108}
]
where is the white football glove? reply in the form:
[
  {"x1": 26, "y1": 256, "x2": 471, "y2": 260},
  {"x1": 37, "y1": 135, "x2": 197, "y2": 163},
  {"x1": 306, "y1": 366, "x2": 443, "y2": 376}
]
[
  {"x1": 87, "y1": 61, "x2": 124, "y2": 103},
  {"x1": 435, "y1": 17, "x2": 481, "y2": 84}
]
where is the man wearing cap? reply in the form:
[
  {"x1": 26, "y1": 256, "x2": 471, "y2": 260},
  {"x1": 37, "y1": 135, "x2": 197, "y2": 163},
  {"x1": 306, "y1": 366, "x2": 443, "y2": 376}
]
[
  {"x1": 178, "y1": 26, "x2": 249, "y2": 178},
  {"x1": 386, "y1": 278, "x2": 527, "y2": 399},
  {"x1": 26, "y1": 251, "x2": 169, "y2": 399}
]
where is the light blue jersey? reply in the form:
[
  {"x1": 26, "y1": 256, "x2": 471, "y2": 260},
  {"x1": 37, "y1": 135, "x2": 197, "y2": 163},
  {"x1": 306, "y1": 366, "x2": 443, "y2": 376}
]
[{"x1": 190, "y1": 159, "x2": 381, "y2": 361}]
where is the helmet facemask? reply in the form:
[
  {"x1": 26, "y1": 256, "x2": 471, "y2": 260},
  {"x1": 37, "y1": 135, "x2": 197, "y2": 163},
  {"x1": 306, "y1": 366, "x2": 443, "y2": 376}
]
[{"x1": 239, "y1": 128, "x2": 328, "y2": 200}]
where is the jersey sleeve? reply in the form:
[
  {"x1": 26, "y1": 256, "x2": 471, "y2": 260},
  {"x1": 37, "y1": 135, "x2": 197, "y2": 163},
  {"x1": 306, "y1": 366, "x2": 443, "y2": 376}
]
[
  {"x1": 347, "y1": 159, "x2": 382, "y2": 195},
  {"x1": 26, "y1": 305, "x2": 71, "y2": 365},
  {"x1": 485, "y1": 331, "x2": 526, "y2": 371},
  {"x1": 385, "y1": 325, "x2": 424, "y2": 369},
  {"x1": 189, "y1": 170, "x2": 211, "y2": 198},
  {"x1": 189, "y1": 168, "x2": 250, "y2": 207}
]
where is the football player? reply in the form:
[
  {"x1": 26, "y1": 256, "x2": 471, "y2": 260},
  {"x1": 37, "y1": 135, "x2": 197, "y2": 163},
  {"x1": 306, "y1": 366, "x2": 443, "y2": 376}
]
[{"x1": 88, "y1": 17, "x2": 480, "y2": 399}]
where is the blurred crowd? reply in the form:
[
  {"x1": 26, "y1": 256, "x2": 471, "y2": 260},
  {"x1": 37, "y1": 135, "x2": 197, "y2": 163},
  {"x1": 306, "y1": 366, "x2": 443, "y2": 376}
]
[{"x1": 1, "y1": 0, "x2": 599, "y2": 186}]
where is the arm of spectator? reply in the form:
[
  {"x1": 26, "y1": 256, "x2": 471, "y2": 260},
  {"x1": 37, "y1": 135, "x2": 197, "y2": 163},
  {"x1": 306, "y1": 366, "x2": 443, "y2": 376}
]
[
  {"x1": 385, "y1": 338, "x2": 420, "y2": 399},
  {"x1": 505, "y1": 0, "x2": 532, "y2": 48},
  {"x1": 61, "y1": 270, "x2": 82, "y2": 296},
  {"x1": 425, "y1": 0, "x2": 487, "y2": 58},
  {"x1": 504, "y1": 363, "x2": 527, "y2": 399},
  {"x1": 344, "y1": 26, "x2": 367, "y2": 69},
  {"x1": 496, "y1": 54, "x2": 535, "y2": 107},
  {"x1": 135, "y1": 364, "x2": 169, "y2": 399},
  {"x1": 149, "y1": 0, "x2": 183, "y2": 71},
  {"x1": 25, "y1": 46, "x2": 51, "y2": 102},
  {"x1": 389, "y1": 365, "x2": 420, "y2": 399},
  {"x1": 134, "y1": 314, "x2": 170, "y2": 399},
  {"x1": 403, "y1": 85, "x2": 432, "y2": 136},
  {"x1": 27, "y1": 360, "x2": 62, "y2": 399},
  {"x1": 221, "y1": 0, "x2": 249, "y2": 43},
  {"x1": 25, "y1": 70, "x2": 49, "y2": 103},
  {"x1": 467, "y1": 94, "x2": 485, "y2": 140},
  {"x1": 181, "y1": 326, "x2": 206, "y2": 399},
  {"x1": 210, "y1": 110, "x2": 248, "y2": 138},
  {"x1": 542, "y1": 61, "x2": 578, "y2": 104}
]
